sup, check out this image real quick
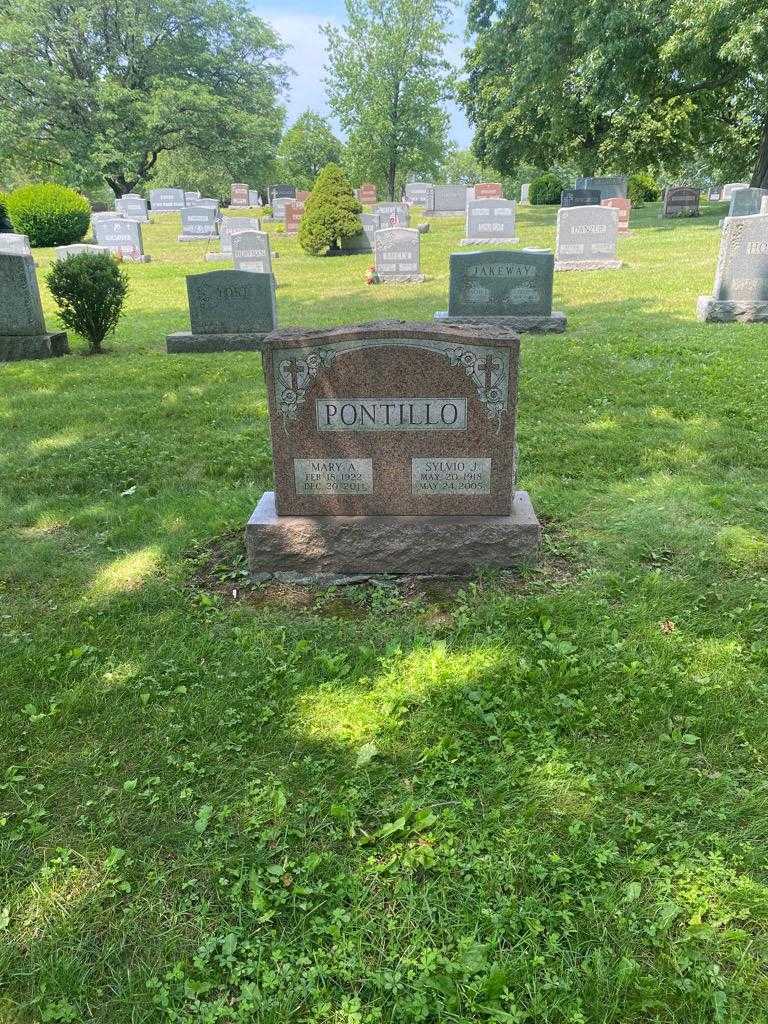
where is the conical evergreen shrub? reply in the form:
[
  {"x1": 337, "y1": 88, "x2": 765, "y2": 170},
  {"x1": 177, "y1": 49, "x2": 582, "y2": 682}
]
[{"x1": 298, "y1": 164, "x2": 362, "y2": 256}]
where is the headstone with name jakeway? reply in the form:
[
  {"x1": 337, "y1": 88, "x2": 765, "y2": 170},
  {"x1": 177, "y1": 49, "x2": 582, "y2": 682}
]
[
  {"x1": 602, "y1": 197, "x2": 631, "y2": 233},
  {"x1": 561, "y1": 188, "x2": 601, "y2": 208},
  {"x1": 461, "y1": 199, "x2": 519, "y2": 245},
  {"x1": 424, "y1": 184, "x2": 469, "y2": 216},
  {"x1": 231, "y1": 183, "x2": 249, "y2": 208},
  {"x1": 166, "y1": 269, "x2": 276, "y2": 353},
  {"x1": 93, "y1": 217, "x2": 150, "y2": 261},
  {"x1": 246, "y1": 321, "x2": 541, "y2": 576},
  {"x1": 728, "y1": 187, "x2": 768, "y2": 218},
  {"x1": 663, "y1": 186, "x2": 700, "y2": 217},
  {"x1": 697, "y1": 214, "x2": 768, "y2": 323},
  {"x1": 434, "y1": 249, "x2": 565, "y2": 333},
  {"x1": 206, "y1": 216, "x2": 261, "y2": 261},
  {"x1": 555, "y1": 205, "x2": 621, "y2": 270},
  {"x1": 231, "y1": 230, "x2": 274, "y2": 276},
  {"x1": 150, "y1": 188, "x2": 186, "y2": 212},
  {"x1": 575, "y1": 175, "x2": 628, "y2": 200},
  {"x1": 178, "y1": 205, "x2": 218, "y2": 241},
  {"x1": 0, "y1": 253, "x2": 69, "y2": 361},
  {"x1": 374, "y1": 227, "x2": 424, "y2": 282},
  {"x1": 357, "y1": 183, "x2": 377, "y2": 204}
]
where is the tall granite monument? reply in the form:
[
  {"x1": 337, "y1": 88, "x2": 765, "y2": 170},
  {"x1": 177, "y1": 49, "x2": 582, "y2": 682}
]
[
  {"x1": 697, "y1": 214, "x2": 768, "y2": 323},
  {"x1": 0, "y1": 254, "x2": 69, "y2": 361}
]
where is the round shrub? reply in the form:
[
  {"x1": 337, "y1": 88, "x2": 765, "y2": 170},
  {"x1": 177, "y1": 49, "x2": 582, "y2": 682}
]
[
  {"x1": 628, "y1": 172, "x2": 660, "y2": 206},
  {"x1": 47, "y1": 253, "x2": 128, "y2": 354},
  {"x1": 529, "y1": 172, "x2": 565, "y2": 205},
  {"x1": 6, "y1": 183, "x2": 91, "y2": 247},
  {"x1": 299, "y1": 164, "x2": 362, "y2": 256}
]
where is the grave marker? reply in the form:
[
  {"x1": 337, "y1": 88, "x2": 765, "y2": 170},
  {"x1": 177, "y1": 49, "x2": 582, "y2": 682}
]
[
  {"x1": 150, "y1": 188, "x2": 186, "y2": 212},
  {"x1": 561, "y1": 188, "x2": 601, "y2": 208},
  {"x1": 166, "y1": 269, "x2": 276, "y2": 352},
  {"x1": 663, "y1": 186, "x2": 700, "y2": 217},
  {"x1": 404, "y1": 182, "x2": 433, "y2": 205},
  {"x1": 555, "y1": 205, "x2": 621, "y2": 270},
  {"x1": 0, "y1": 234, "x2": 31, "y2": 256},
  {"x1": 231, "y1": 183, "x2": 249, "y2": 207},
  {"x1": 0, "y1": 254, "x2": 69, "y2": 361},
  {"x1": 374, "y1": 227, "x2": 424, "y2": 282},
  {"x1": 93, "y1": 217, "x2": 149, "y2": 261},
  {"x1": 722, "y1": 182, "x2": 750, "y2": 202},
  {"x1": 520, "y1": 183, "x2": 530, "y2": 205},
  {"x1": 728, "y1": 187, "x2": 768, "y2": 218},
  {"x1": 231, "y1": 230, "x2": 274, "y2": 275},
  {"x1": 206, "y1": 216, "x2": 261, "y2": 261},
  {"x1": 185, "y1": 191, "x2": 201, "y2": 204},
  {"x1": 434, "y1": 249, "x2": 565, "y2": 333},
  {"x1": 424, "y1": 184, "x2": 468, "y2": 215},
  {"x1": 178, "y1": 206, "x2": 218, "y2": 241},
  {"x1": 248, "y1": 189, "x2": 261, "y2": 207},
  {"x1": 575, "y1": 175, "x2": 628, "y2": 200},
  {"x1": 460, "y1": 199, "x2": 519, "y2": 245},
  {"x1": 374, "y1": 202, "x2": 409, "y2": 226},
  {"x1": 602, "y1": 197, "x2": 631, "y2": 233},
  {"x1": 338, "y1": 212, "x2": 383, "y2": 254},
  {"x1": 116, "y1": 195, "x2": 150, "y2": 222},
  {"x1": 697, "y1": 213, "x2": 768, "y2": 322},
  {"x1": 284, "y1": 200, "x2": 305, "y2": 235},
  {"x1": 357, "y1": 183, "x2": 377, "y2": 204},
  {"x1": 56, "y1": 244, "x2": 113, "y2": 260},
  {"x1": 474, "y1": 183, "x2": 503, "y2": 199},
  {"x1": 246, "y1": 321, "x2": 541, "y2": 575}
]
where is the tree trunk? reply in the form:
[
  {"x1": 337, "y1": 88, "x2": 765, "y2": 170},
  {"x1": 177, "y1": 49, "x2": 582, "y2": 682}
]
[
  {"x1": 387, "y1": 159, "x2": 396, "y2": 201},
  {"x1": 751, "y1": 115, "x2": 768, "y2": 189}
]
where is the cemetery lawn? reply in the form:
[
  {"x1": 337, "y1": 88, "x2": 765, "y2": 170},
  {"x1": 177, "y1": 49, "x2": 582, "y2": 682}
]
[{"x1": 4, "y1": 202, "x2": 768, "y2": 1023}]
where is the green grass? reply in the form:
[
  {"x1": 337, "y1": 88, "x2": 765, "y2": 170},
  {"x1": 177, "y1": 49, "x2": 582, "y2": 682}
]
[{"x1": 3, "y1": 201, "x2": 768, "y2": 1023}]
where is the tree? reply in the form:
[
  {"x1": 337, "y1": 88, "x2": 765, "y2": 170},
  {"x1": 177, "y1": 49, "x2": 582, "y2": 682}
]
[
  {"x1": 0, "y1": 0, "x2": 288, "y2": 197},
  {"x1": 298, "y1": 163, "x2": 362, "y2": 256},
  {"x1": 460, "y1": 0, "x2": 768, "y2": 188},
  {"x1": 277, "y1": 112, "x2": 343, "y2": 191},
  {"x1": 440, "y1": 146, "x2": 494, "y2": 184},
  {"x1": 322, "y1": 0, "x2": 453, "y2": 200}
]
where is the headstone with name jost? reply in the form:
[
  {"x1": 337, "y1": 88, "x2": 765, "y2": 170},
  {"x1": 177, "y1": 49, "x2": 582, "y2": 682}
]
[
  {"x1": 601, "y1": 197, "x2": 631, "y2": 233},
  {"x1": 284, "y1": 200, "x2": 305, "y2": 235},
  {"x1": 231, "y1": 230, "x2": 274, "y2": 276},
  {"x1": 246, "y1": 321, "x2": 541, "y2": 577},
  {"x1": 728, "y1": 187, "x2": 768, "y2": 218},
  {"x1": 0, "y1": 234, "x2": 32, "y2": 256},
  {"x1": 231, "y1": 183, "x2": 249, "y2": 208},
  {"x1": 555, "y1": 205, "x2": 622, "y2": 270},
  {"x1": 697, "y1": 214, "x2": 768, "y2": 323},
  {"x1": 166, "y1": 269, "x2": 277, "y2": 353},
  {"x1": 178, "y1": 206, "x2": 219, "y2": 241},
  {"x1": 561, "y1": 188, "x2": 601, "y2": 208},
  {"x1": 206, "y1": 216, "x2": 261, "y2": 261},
  {"x1": 93, "y1": 217, "x2": 150, "y2": 261},
  {"x1": 434, "y1": 249, "x2": 565, "y2": 333},
  {"x1": 575, "y1": 176, "x2": 628, "y2": 200},
  {"x1": 662, "y1": 186, "x2": 700, "y2": 218},
  {"x1": 374, "y1": 227, "x2": 424, "y2": 282},
  {"x1": 116, "y1": 195, "x2": 150, "y2": 222},
  {"x1": 375, "y1": 202, "x2": 409, "y2": 226},
  {"x1": 722, "y1": 183, "x2": 750, "y2": 203},
  {"x1": 520, "y1": 183, "x2": 530, "y2": 205},
  {"x1": 357, "y1": 183, "x2": 377, "y2": 204},
  {"x1": 0, "y1": 254, "x2": 69, "y2": 361},
  {"x1": 461, "y1": 199, "x2": 519, "y2": 245},
  {"x1": 424, "y1": 184, "x2": 469, "y2": 216},
  {"x1": 150, "y1": 188, "x2": 186, "y2": 212},
  {"x1": 404, "y1": 182, "x2": 433, "y2": 205}
]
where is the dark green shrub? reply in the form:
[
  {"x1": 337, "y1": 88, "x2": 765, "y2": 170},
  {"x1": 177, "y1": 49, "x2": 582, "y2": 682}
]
[
  {"x1": 628, "y1": 172, "x2": 660, "y2": 207},
  {"x1": 298, "y1": 164, "x2": 362, "y2": 256},
  {"x1": 529, "y1": 172, "x2": 565, "y2": 205},
  {"x1": 0, "y1": 197, "x2": 12, "y2": 233},
  {"x1": 47, "y1": 253, "x2": 128, "y2": 354},
  {"x1": 6, "y1": 183, "x2": 91, "y2": 247}
]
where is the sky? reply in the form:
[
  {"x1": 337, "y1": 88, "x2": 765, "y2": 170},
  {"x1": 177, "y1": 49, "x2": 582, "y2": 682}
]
[{"x1": 256, "y1": 0, "x2": 474, "y2": 148}]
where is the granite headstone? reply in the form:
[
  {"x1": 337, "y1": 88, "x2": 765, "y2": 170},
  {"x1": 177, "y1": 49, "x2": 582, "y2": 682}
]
[
  {"x1": 231, "y1": 230, "x2": 274, "y2": 275},
  {"x1": 93, "y1": 217, "x2": 149, "y2": 261},
  {"x1": 166, "y1": 269, "x2": 277, "y2": 352},
  {"x1": 461, "y1": 199, "x2": 518, "y2": 245},
  {"x1": 150, "y1": 188, "x2": 186, "y2": 212},
  {"x1": 424, "y1": 185, "x2": 468, "y2": 215},
  {"x1": 663, "y1": 186, "x2": 700, "y2": 217},
  {"x1": 697, "y1": 214, "x2": 768, "y2": 322},
  {"x1": 375, "y1": 202, "x2": 409, "y2": 226},
  {"x1": 601, "y1": 197, "x2": 631, "y2": 233},
  {"x1": 0, "y1": 254, "x2": 69, "y2": 361},
  {"x1": 178, "y1": 206, "x2": 218, "y2": 241},
  {"x1": 374, "y1": 227, "x2": 424, "y2": 282},
  {"x1": 404, "y1": 182, "x2": 433, "y2": 205},
  {"x1": 575, "y1": 176, "x2": 628, "y2": 200},
  {"x1": 284, "y1": 200, "x2": 305, "y2": 235},
  {"x1": 555, "y1": 205, "x2": 621, "y2": 270},
  {"x1": 561, "y1": 188, "x2": 601, "y2": 208},
  {"x1": 206, "y1": 216, "x2": 261, "y2": 260},
  {"x1": 722, "y1": 182, "x2": 750, "y2": 203},
  {"x1": 0, "y1": 234, "x2": 31, "y2": 256},
  {"x1": 231, "y1": 183, "x2": 249, "y2": 208},
  {"x1": 117, "y1": 195, "x2": 150, "y2": 222},
  {"x1": 728, "y1": 187, "x2": 768, "y2": 218},
  {"x1": 357, "y1": 183, "x2": 377, "y2": 204}
]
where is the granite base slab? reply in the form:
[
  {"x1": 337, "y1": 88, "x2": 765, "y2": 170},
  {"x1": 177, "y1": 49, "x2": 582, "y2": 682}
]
[
  {"x1": 166, "y1": 331, "x2": 268, "y2": 353},
  {"x1": 204, "y1": 252, "x2": 231, "y2": 262},
  {"x1": 434, "y1": 311, "x2": 566, "y2": 334},
  {"x1": 177, "y1": 234, "x2": 216, "y2": 243},
  {"x1": 697, "y1": 296, "x2": 768, "y2": 323},
  {"x1": 422, "y1": 211, "x2": 465, "y2": 218},
  {"x1": 0, "y1": 332, "x2": 70, "y2": 361},
  {"x1": 459, "y1": 237, "x2": 519, "y2": 246},
  {"x1": 246, "y1": 490, "x2": 541, "y2": 575},
  {"x1": 554, "y1": 259, "x2": 623, "y2": 271},
  {"x1": 376, "y1": 274, "x2": 426, "y2": 283}
]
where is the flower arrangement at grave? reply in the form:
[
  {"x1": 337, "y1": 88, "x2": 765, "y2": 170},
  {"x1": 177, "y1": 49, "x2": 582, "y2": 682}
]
[{"x1": 298, "y1": 164, "x2": 362, "y2": 256}]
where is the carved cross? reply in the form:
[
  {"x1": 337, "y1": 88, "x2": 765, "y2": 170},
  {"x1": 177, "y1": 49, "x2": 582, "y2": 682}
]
[{"x1": 478, "y1": 354, "x2": 500, "y2": 390}]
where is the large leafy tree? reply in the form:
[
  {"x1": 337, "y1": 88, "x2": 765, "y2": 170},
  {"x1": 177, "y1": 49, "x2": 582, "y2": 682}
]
[
  {"x1": 277, "y1": 112, "x2": 343, "y2": 191},
  {"x1": 461, "y1": 0, "x2": 768, "y2": 187},
  {"x1": 0, "y1": 0, "x2": 288, "y2": 196},
  {"x1": 322, "y1": 0, "x2": 453, "y2": 200}
]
